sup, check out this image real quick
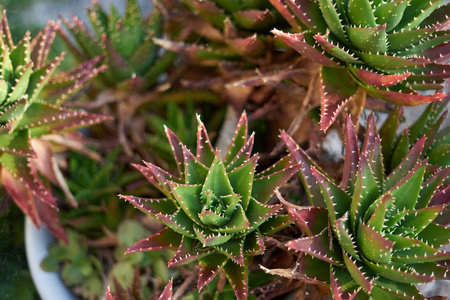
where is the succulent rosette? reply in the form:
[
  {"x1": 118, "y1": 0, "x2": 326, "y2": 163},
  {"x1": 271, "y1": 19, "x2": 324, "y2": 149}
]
[
  {"x1": 269, "y1": 115, "x2": 450, "y2": 298},
  {"x1": 270, "y1": 0, "x2": 450, "y2": 131},
  {"x1": 59, "y1": 0, "x2": 174, "y2": 91},
  {"x1": 120, "y1": 112, "x2": 301, "y2": 299},
  {"x1": 0, "y1": 14, "x2": 109, "y2": 241}
]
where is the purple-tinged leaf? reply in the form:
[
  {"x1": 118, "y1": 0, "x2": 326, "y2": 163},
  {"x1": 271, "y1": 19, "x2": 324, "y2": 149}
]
[
  {"x1": 168, "y1": 237, "x2": 212, "y2": 267},
  {"x1": 142, "y1": 160, "x2": 181, "y2": 189},
  {"x1": 286, "y1": 0, "x2": 327, "y2": 32},
  {"x1": 198, "y1": 253, "x2": 228, "y2": 291},
  {"x1": 1, "y1": 166, "x2": 40, "y2": 227},
  {"x1": 50, "y1": 63, "x2": 107, "y2": 105},
  {"x1": 224, "y1": 112, "x2": 248, "y2": 166},
  {"x1": 287, "y1": 229, "x2": 342, "y2": 264},
  {"x1": 384, "y1": 137, "x2": 426, "y2": 191},
  {"x1": 132, "y1": 162, "x2": 177, "y2": 194},
  {"x1": 34, "y1": 193, "x2": 67, "y2": 243},
  {"x1": 158, "y1": 279, "x2": 173, "y2": 300},
  {"x1": 278, "y1": 191, "x2": 328, "y2": 235},
  {"x1": 365, "y1": 85, "x2": 446, "y2": 106},
  {"x1": 281, "y1": 131, "x2": 327, "y2": 206},
  {"x1": 319, "y1": 66, "x2": 358, "y2": 131},
  {"x1": 126, "y1": 228, "x2": 181, "y2": 254},
  {"x1": 48, "y1": 55, "x2": 104, "y2": 86},
  {"x1": 196, "y1": 114, "x2": 214, "y2": 165},
  {"x1": 351, "y1": 67, "x2": 411, "y2": 88},
  {"x1": 271, "y1": 30, "x2": 340, "y2": 68},
  {"x1": 340, "y1": 115, "x2": 359, "y2": 191},
  {"x1": 312, "y1": 167, "x2": 352, "y2": 225},
  {"x1": 423, "y1": 40, "x2": 450, "y2": 63},
  {"x1": 223, "y1": 260, "x2": 248, "y2": 300},
  {"x1": 429, "y1": 185, "x2": 450, "y2": 206},
  {"x1": 417, "y1": 167, "x2": 450, "y2": 209},
  {"x1": 357, "y1": 222, "x2": 394, "y2": 264},
  {"x1": 342, "y1": 251, "x2": 374, "y2": 293},
  {"x1": 30, "y1": 20, "x2": 59, "y2": 69},
  {"x1": 267, "y1": 0, "x2": 303, "y2": 32},
  {"x1": 0, "y1": 153, "x2": 57, "y2": 208},
  {"x1": 0, "y1": 13, "x2": 14, "y2": 48},
  {"x1": 165, "y1": 126, "x2": 185, "y2": 178}
]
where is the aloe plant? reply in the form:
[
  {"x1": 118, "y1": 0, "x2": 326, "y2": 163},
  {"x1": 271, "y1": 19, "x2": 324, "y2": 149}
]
[
  {"x1": 380, "y1": 99, "x2": 450, "y2": 173},
  {"x1": 59, "y1": 0, "x2": 174, "y2": 91},
  {"x1": 270, "y1": 0, "x2": 450, "y2": 131},
  {"x1": 159, "y1": 0, "x2": 286, "y2": 63},
  {"x1": 120, "y1": 112, "x2": 301, "y2": 299},
  {"x1": 0, "y1": 13, "x2": 109, "y2": 241},
  {"x1": 267, "y1": 114, "x2": 450, "y2": 299}
]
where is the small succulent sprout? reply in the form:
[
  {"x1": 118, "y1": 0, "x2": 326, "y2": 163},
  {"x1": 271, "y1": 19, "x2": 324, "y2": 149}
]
[
  {"x1": 380, "y1": 99, "x2": 450, "y2": 173},
  {"x1": 59, "y1": 0, "x2": 175, "y2": 91},
  {"x1": 121, "y1": 112, "x2": 301, "y2": 299},
  {"x1": 0, "y1": 13, "x2": 110, "y2": 241},
  {"x1": 270, "y1": 0, "x2": 450, "y2": 131},
  {"x1": 272, "y1": 115, "x2": 450, "y2": 299}
]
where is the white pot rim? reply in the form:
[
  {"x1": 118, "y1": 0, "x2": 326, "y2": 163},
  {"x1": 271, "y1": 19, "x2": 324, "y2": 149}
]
[{"x1": 25, "y1": 217, "x2": 78, "y2": 300}]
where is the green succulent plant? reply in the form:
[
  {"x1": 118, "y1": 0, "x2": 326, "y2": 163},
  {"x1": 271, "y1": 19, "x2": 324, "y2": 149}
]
[
  {"x1": 158, "y1": 0, "x2": 287, "y2": 64},
  {"x1": 380, "y1": 99, "x2": 450, "y2": 173},
  {"x1": 267, "y1": 114, "x2": 450, "y2": 298},
  {"x1": 0, "y1": 13, "x2": 109, "y2": 241},
  {"x1": 59, "y1": 0, "x2": 174, "y2": 91},
  {"x1": 120, "y1": 112, "x2": 301, "y2": 299},
  {"x1": 56, "y1": 149, "x2": 142, "y2": 238},
  {"x1": 270, "y1": 0, "x2": 450, "y2": 131}
]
